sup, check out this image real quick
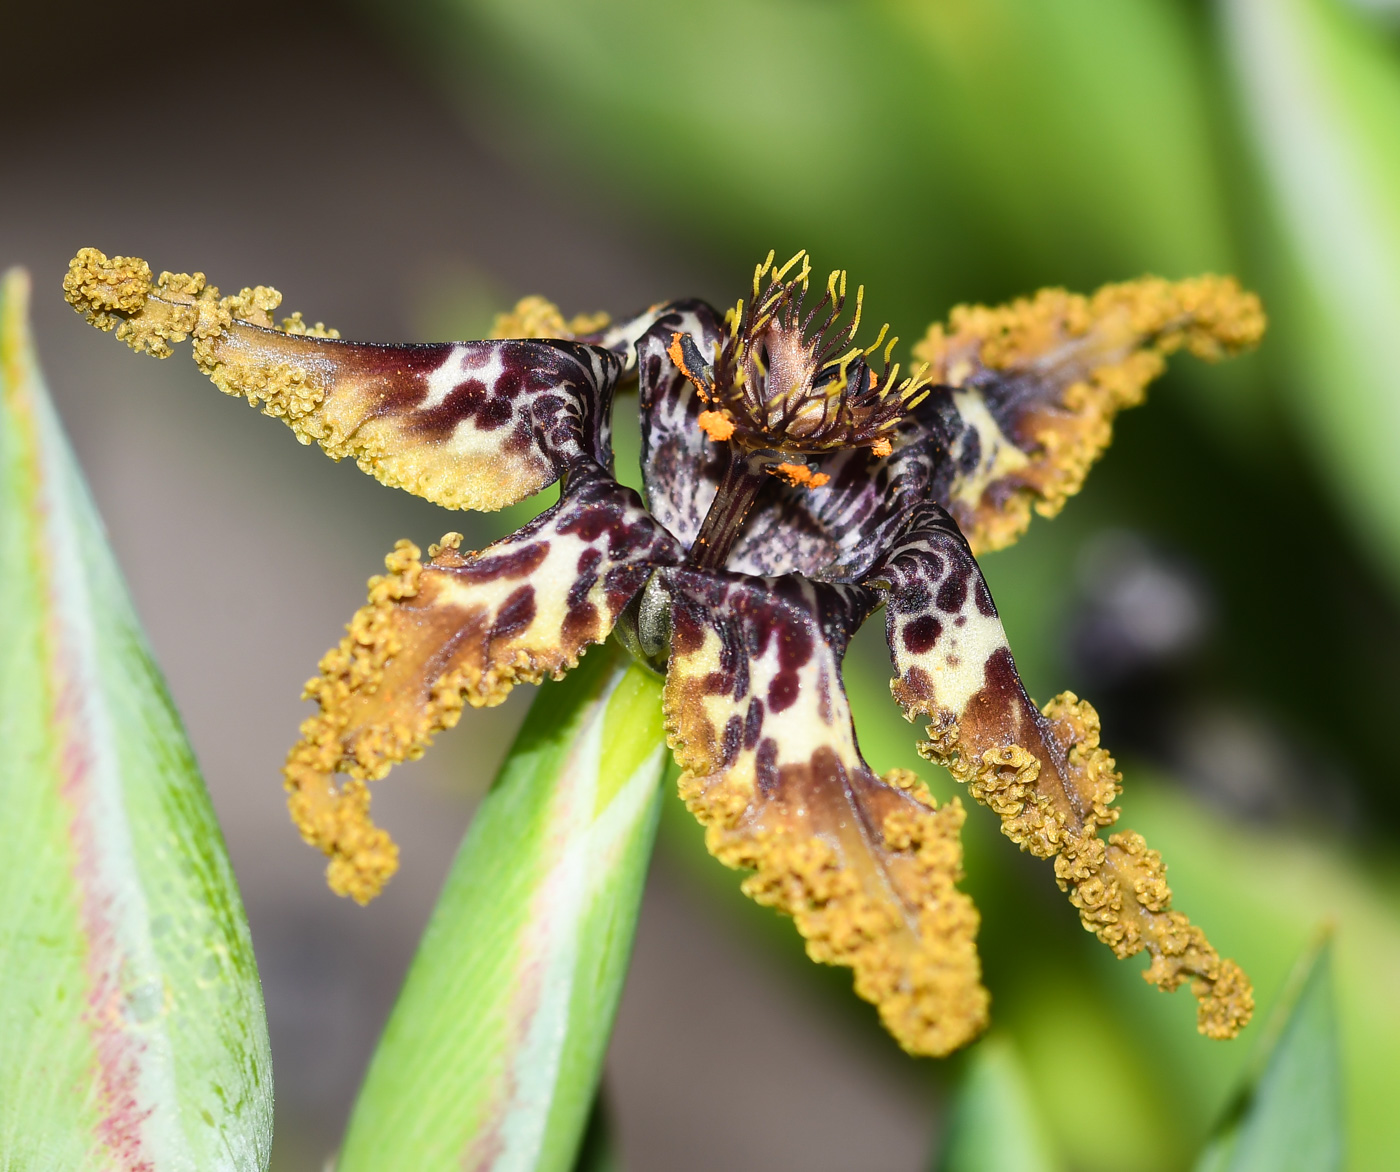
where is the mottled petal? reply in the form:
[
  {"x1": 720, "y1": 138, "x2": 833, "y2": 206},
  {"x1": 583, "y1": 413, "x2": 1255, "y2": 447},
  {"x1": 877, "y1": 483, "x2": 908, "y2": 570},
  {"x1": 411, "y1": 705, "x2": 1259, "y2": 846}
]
[
  {"x1": 600, "y1": 292, "x2": 934, "y2": 581},
  {"x1": 285, "y1": 461, "x2": 682, "y2": 902},
  {"x1": 865, "y1": 502, "x2": 1253, "y2": 1038},
  {"x1": 658, "y1": 567, "x2": 988, "y2": 1056},
  {"x1": 729, "y1": 404, "x2": 947, "y2": 579},
  {"x1": 727, "y1": 475, "x2": 846, "y2": 577},
  {"x1": 64, "y1": 248, "x2": 620, "y2": 511},
  {"x1": 911, "y1": 276, "x2": 1266, "y2": 553},
  {"x1": 588, "y1": 301, "x2": 698, "y2": 368},
  {"x1": 632, "y1": 301, "x2": 727, "y2": 546}
]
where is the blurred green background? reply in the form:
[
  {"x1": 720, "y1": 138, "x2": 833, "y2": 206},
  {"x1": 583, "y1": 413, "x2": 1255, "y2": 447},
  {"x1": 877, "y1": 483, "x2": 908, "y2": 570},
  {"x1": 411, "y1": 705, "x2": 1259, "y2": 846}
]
[{"x1": 4, "y1": 0, "x2": 1399, "y2": 1168}]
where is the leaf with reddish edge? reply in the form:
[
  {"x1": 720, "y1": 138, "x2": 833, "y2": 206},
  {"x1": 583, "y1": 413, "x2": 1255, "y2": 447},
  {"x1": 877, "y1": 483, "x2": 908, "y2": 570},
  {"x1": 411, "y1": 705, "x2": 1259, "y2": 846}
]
[
  {"x1": 338, "y1": 641, "x2": 668, "y2": 1172},
  {"x1": 0, "y1": 269, "x2": 272, "y2": 1169}
]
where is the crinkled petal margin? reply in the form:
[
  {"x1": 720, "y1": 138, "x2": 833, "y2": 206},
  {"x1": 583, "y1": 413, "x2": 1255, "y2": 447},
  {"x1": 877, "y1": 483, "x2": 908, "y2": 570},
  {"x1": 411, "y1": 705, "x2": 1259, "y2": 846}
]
[
  {"x1": 64, "y1": 248, "x2": 621, "y2": 512},
  {"x1": 865, "y1": 502, "x2": 1253, "y2": 1039},
  {"x1": 286, "y1": 461, "x2": 681, "y2": 901},
  {"x1": 914, "y1": 275, "x2": 1266, "y2": 554}
]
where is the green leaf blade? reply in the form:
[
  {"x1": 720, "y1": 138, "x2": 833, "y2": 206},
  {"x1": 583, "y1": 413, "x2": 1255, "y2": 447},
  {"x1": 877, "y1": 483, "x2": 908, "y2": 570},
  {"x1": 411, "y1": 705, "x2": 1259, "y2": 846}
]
[
  {"x1": 936, "y1": 1036, "x2": 1062, "y2": 1172},
  {"x1": 1195, "y1": 935, "x2": 1344, "y2": 1172},
  {"x1": 1222, "y1": 0, "x2": 1400, "y2": 589},
  {"x1": 339, "y1": 644, "x2": 667, "y2": 1172},
  {"x1": 0, "y1": 269, "x2": 272, "y2": 1170}
]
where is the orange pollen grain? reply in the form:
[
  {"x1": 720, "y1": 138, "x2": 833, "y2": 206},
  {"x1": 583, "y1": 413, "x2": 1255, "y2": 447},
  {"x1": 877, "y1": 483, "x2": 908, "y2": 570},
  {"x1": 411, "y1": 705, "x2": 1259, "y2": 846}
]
[
  {"x1": 870, "y1": 437, "x2": 893, "y2": 458},
  {"x1": 668, "y1": 330, "x2": 710, "y2": 399},
  {"x1": 771, "y1": 462, "x2": 830, "y2": 488},
  {"x1": 697, "y1": 410, "x2": 736, "y2": 442}
]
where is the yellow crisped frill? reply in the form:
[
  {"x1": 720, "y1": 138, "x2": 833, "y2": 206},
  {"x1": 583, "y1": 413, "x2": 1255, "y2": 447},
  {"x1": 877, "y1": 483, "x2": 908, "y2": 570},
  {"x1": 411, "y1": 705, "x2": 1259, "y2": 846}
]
[
  {"x1": 676, "y1": 760, "x2": 988, "y2": 1057},
  {"x1": 490, "y1": 294, "x2": 609, "y2": 340},
  {"x1": 924, "y1": 694, "x2": 1253, "y2": 1038},
  {"x1": 63, "y1": 247, "x2": 565, "y2": 512},
  {"x1": 916, "y1": 275, "x2": 1267, "y2": 555},
  {"x1": 283, "y1": 540, "x2": 427, "y2": 903}
]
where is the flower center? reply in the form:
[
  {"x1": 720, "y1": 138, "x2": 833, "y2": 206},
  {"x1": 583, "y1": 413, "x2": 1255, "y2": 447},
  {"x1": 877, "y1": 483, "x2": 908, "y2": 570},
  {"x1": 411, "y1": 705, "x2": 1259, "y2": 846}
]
[
  {"x1": 670, "y1": 249, "x2": 931, "y2": 462},
  {"x1": 674, "y1": 251, "x2": 932, "y2": 570}
]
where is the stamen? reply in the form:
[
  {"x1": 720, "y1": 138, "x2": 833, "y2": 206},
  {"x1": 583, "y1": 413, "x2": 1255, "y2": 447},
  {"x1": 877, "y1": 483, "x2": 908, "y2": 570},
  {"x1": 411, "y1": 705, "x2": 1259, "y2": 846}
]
[
  {"x1": 773, "y1": 249, "x2": 809, "y2": 284},
  {"x1": 668, "y1": 331, "x2": 715, "y2": 400},
  {"x1": 754, "y1": 250, "x2": 775, "y2": 291},
  {"x1": 676, "y1": 251, "x2": 927, "y2": 459}
]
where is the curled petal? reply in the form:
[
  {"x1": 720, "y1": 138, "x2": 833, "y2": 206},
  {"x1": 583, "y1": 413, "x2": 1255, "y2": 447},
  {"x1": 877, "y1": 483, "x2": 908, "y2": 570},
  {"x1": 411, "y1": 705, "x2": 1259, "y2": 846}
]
[
  {"x1": 912, "y1": 276, "x2": 1266, "y2": 554},
  {"x1": 285, "y1": 462, "x2": 681, "y2": 902},
  {"x1": 659, "y1": 568, "x2": 988, "y2": 1056},
  {"x1": 64, "y1": 248, "x2": 619, "y2": 511},
  {"x1": 727, "y1": 416, "x2": 944, "y2": 580},
  {"x1": 633, "y1": 301, "x2": 727, "y2": 546},
  {"x1": 866, "y1": 503, "x2": 1253, "y2": 1038}
]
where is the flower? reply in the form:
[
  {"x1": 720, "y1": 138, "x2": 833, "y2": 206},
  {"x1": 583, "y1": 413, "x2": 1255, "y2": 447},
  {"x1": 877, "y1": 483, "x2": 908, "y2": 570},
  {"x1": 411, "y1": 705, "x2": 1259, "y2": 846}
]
[{"x1": 64, "y1": 246, "x2": 1264, "y2": 1056}]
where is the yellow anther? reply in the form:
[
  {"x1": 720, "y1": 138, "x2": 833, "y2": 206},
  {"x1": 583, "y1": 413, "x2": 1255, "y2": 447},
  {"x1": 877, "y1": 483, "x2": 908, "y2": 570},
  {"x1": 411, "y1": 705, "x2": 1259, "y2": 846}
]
[
  {"x1": 773, "y1": 249, "x2": 808, "y2": 284},
  {"x1": 753, "y1": 249, "x2": 776, "y2": 296},
  {"x1": 860, "y1": 321, "x2": 891, "y2": 359}
]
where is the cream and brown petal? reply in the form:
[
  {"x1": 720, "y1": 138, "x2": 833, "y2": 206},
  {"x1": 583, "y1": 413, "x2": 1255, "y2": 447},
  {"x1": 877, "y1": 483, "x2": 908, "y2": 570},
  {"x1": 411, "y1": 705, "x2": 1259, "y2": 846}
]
[
  {"x1": 658, "y1": 567, "x2": 987, "y2": 1056},
  {"x1": 913, "y1": 276, "x2": 1266, "y2": 555},
  {"x1": 66, "y1": 245, "x2": 1263, "y2": 1052},
  {"x1": 63, "y1": 247, "x2": 624, "y2": 513},
  {"x1": 864, "y1": 501, "x2": 1253, "y2": 1037},
  {"x1": 286, "y1": 461, "x2": 681, "y2": 902}
]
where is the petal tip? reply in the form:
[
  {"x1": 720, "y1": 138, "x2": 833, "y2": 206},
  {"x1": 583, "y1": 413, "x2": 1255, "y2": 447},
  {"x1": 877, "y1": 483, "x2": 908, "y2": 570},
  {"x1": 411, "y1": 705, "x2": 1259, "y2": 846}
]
[
  {"x1": 63, "y1": 247, "x2": 154, "y2": 334},
  {"x1": 916, "y1": 273, "x2": 1266, "y2": 554},
  {"x1": 285, "y1": 771, "x2": 400, "y2": 904},
  {"x1": 1194, "y1": 958, "x2": 1255, "y2": 1039}
]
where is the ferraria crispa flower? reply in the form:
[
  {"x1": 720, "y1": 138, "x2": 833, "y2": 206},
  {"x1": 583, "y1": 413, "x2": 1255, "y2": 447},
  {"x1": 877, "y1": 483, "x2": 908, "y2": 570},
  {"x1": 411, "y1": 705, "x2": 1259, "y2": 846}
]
[{"x1": 65, "y1": 246, "x2": 1263, "y2": 1057}]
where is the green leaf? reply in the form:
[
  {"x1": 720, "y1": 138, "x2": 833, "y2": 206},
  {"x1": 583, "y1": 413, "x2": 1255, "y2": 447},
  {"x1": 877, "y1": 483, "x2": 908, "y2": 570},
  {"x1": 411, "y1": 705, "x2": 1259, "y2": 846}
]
[
  {"x1": 1194, "y1": 934, "x2": 1344, "y2": 1172},
  {"x1": 370, "y1": 0, "x2": 1230, "y2": 284},
  {"x1": 1221, "y1": 0, "x2": 1400, "y2": 588},
  {"x1": 372, "y1": 0, "x2": 1262, "y2": 439},
  {"x1": 338, "y1": 642, "x2": 667, "y2": 1172},
  {"x1": 0, "y1": 269, "x2": 272, "y2": 1167},
  {"x1": 935, "y1": 1036, "x2": 1062, "y2": 1172}
]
